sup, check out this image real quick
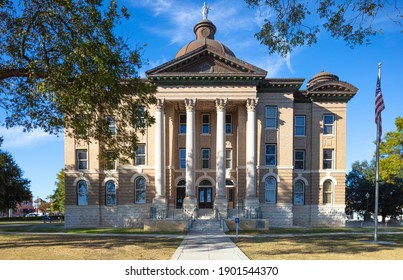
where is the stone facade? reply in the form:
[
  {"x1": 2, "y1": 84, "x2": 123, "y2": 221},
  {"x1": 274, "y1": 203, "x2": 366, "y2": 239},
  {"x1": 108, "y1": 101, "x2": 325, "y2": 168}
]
[{"x1": 64, "y1": 17, "x2": 357, "y2": 228}]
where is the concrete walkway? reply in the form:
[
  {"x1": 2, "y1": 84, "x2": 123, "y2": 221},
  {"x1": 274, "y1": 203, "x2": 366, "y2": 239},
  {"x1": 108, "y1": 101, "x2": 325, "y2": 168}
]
[{"x1": 170, "y1": 229, "x2": 249, "y2": 260}]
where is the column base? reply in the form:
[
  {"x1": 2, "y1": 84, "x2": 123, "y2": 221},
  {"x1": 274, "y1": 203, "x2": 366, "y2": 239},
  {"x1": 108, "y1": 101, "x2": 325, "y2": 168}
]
[
  {"x1": 183, "y1": 196, "x2": 198, "y2": 217},
  {"x1": 214, "y1": 197, "x2": 228, "y2": 217}
]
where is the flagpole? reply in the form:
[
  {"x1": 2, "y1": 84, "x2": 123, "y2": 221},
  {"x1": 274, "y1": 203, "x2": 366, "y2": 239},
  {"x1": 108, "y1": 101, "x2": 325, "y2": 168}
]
[{"x1": 374, "y1": 63, "x2": 381, "y2": 242}]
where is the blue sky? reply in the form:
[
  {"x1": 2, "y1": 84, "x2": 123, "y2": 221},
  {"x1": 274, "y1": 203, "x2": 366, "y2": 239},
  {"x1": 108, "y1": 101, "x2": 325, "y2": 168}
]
[{"x1": 1, "y1": 0, "x2": 402, "y2": 200}]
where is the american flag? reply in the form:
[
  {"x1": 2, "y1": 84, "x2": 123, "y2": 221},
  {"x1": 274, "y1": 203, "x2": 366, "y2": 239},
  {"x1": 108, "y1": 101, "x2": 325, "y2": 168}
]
[{"x1": 375, "y1": 66, "x2": 385, "y2": 141}]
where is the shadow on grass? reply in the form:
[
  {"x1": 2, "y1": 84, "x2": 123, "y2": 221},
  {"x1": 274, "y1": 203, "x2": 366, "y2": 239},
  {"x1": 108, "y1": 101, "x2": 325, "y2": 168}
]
[{"x1": 0, "y1": 234, "x2": 181, "y2": 251}]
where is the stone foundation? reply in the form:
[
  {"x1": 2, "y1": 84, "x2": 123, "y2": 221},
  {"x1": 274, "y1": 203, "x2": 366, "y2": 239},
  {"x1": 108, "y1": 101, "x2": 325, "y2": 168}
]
[
  {"x1": 310, "y1": 205, "x2": 346, "y2": 227},
  {"x1": 226, "y1": 219, "x2": 269, "y2": 231},
  {"x1": 65, "y1": 205, "x2": 149, "y2": 228},
  {"x1": 260, "y1": 204, "x2": 293, "y2": 227},
  {"x1": 144, "y1": 220, "x2": 188, "y2": 232}
]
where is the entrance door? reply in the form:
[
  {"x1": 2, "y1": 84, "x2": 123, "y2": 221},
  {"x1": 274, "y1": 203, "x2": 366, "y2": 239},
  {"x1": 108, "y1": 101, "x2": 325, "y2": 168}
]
[
  {"x1": 176, "y1": 187, "x2": 186, "y2": 208},
  {"x1": 198, "y1": 187, "x2": 213, "y2": 209}
]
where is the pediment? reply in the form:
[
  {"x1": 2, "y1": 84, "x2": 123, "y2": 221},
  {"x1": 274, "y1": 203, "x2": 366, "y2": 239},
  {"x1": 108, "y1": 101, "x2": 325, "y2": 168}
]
[{"x1": 146, "y1": 45, "x2": 267, "y2": 80}]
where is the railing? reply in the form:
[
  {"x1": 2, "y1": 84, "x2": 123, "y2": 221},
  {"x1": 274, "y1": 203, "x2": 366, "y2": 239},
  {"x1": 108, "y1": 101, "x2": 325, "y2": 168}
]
[
  {"x1": 186, "y1": 207, "x2": 197, "y2": 230},
  {"x1": 214, "y1": 207, "x2": 225, "y2": 229},
  {"x1": 150, "y1": 207, "x2": 167, "y2": 220},
  {"x1": 227, "y1": 206, "x2": 262, "y2": 219}
]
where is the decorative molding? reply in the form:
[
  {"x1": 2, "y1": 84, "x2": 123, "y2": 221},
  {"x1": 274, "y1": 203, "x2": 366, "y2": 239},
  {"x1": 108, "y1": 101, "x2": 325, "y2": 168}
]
[
  {"x1": 293, "y1": 176, "x2": 309, "y2": 186},
  {"x1": 261, "y1": 172, "x2": 281, "y2": 183},
  {"x1": 246, "y1": 98, "x2": 257, "y2": 112},
  {"x1": 102, "y1": 176, "x2": 118, "y2": 188},
  {"x1": 174, "y1": 176, "x2": 186, "y2": 186},
  {"x1": 155, "y1": 98, "x2": 165, "y2": 111},
  {"x1": 185, "y1": 98, "x2": 196, "y2": 112},
  {"x1": 72, "y1": 175, "x2": 90, "y2": 187},
  {"x1": 130, "y1": 173, "x2": 150, "y2": 183},
  {"x1": 195, "y1": 175, "x2": 216, "y2": 186},
  {"x1": 215, "y1": 98, "x2": 227, "y2": 112},
  {"x1": 320, "y1": 175, "x2": 338, "y2": 186}
]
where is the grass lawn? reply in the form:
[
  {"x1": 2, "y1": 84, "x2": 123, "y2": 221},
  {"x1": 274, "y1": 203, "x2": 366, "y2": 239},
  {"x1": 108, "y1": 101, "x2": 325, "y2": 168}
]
[
  {"x1": 0, "y1": 234, "x2": 182, "y2": 260},
  {"x1": 233, "y1": 233, "x2": 403, "y2": 260},
  {"x1": 0, "y1": 222, "x2": 183, "y2": 260}
]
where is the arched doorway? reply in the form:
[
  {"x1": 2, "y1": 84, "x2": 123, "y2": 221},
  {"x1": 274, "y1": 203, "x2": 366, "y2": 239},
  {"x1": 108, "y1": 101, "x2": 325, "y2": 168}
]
[
  {"x1": 226, "y1": 179, "x2": 235, "y2": 209},
  {"x1": 176, "y1": 180, "x2": 186, "y2": 209},
  {"x1": 198, "y1": 180, "x2": 213, "y2": 209}
]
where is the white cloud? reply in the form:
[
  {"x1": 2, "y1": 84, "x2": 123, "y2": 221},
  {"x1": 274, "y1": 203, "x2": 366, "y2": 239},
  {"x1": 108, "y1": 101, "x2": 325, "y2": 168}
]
[
  {"x1": 130, "y1": 0, "x2": 298, "y2": 78},
  {"x1": 0, "y1": 127, "x2": 62, "y2": 149}
]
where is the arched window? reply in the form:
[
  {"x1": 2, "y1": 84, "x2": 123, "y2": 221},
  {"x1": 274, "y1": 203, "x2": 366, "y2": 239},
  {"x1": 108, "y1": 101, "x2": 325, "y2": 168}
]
[
  {"x1": 199, "y1": 180, "x2": 212, "y2": 186},
  {"x1": 135, "y1": 177, "x2": 146, "y2": 204},
  {"x1": 105, "y1": 180, "x2": 116, "y2": 206},
  {"x1": 77, "y1": 180, "x2": 88, "y2": 206},
  {"x1": 294, "y1": 180, "x2": 305, "y2": 205},
  {"x1": 265, "y1": 176, "x2": 277, "y2": 203},
  {"x1": 323, "y1": 180, "x2": 333, "y2": 204}
]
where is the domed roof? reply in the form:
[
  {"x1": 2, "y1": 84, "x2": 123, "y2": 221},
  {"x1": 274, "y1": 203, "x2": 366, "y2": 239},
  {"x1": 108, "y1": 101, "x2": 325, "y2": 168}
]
[
  {"x1": 175, "y1": 19, "x2": 236, "y2": 58},
  {"x1": 307, "y1": 71, "x2": 339, "y2": 87}
]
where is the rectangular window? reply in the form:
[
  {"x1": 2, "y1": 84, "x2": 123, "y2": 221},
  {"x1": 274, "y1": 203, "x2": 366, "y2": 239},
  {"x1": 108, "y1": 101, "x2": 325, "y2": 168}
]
[
  {"x1": 179, "y1": 148, "x2": 186, "y2": 169},
  {"x1": 106, "y1": 115, "x2": 116, "y2": 135},
  {"x1": 179, "y1": 114, "x2": 186, "y2": 134},
  {"x1": 201, "y1": 114, "x2": 210, "y2": 134},
  {"x1": 265, "y1": 144, "x2": 277, "y2": 166},
  {"x1": 134, "y1": 144, "x2": 146, "y2": 166},
  {"x1": 76, "y1": 149, "x2": 88, "y2": 170},
  {"x1": 106, "y1": 151, "x2": 116, "y2": 171},
  {"x1": 323, "y1": 149, "x2": 334, "y2": 169},
  {"x1": 323, "y1": 114, "x2": 335, "y2": 135},
  {"x1": 201, "y1": 148, "x2": 210, "y2": 169},
  {"x1": 226, "y1": 149, "x2": 232, "y2": 169},
  {"x1": 133, "y1": 106, "x2": 146, "y2": 129},
  {"x1": 265, "y1": 106, "x2": 277, "y2": 129},
  {"x1": 295, "y1": 115, "x2": 306, "y2": 136},
  {"x1": 294, "y1": 150, "x2": 305, "y2": 170},
  {"x1": 225, "y1": 114, "x2": 233, "y2": 134}
]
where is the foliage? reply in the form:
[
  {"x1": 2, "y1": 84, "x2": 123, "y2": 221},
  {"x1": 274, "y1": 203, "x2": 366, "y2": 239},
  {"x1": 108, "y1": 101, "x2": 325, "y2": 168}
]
[
  {"x1": 246, "y1": 0, "x2": 403, "y2": 56},
  {"x1": 0, "y1": 0, "x2": 156, "y2": 160},
  {"x1": 346, "y1": 117, "x2": 403, "y2": 222},
  {"x1": 0, "y1": 148, "x2": 32, "y2": 213},
  {"x1": 49, "y1": 169, "x2": 65, "y2": 214},
  {"x1": 379, "y1": 117, "x2": 403, "y2": 182},
  {"x1": 38, "y1": 199, "x2": 51, "y2": 213}
]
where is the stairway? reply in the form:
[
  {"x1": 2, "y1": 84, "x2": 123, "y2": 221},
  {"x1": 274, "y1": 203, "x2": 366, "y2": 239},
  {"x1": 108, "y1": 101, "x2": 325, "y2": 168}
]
[
  {"x1": 190, "y1": 209, "x2": 223, "y2": 231},
  {"x1": 191, "y1": 219, "x2": 222, "y2": 231}
]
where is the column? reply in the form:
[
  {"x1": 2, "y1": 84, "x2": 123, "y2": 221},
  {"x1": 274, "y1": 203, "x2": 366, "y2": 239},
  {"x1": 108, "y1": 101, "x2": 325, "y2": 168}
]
[
  {"x1": 183, "y1": 98, "x2": 197, "y2": 208},
  {"x1": 215, "y1": 99, "x2": 227, "y2": 213},
  {"x1": 245, "y1": 98, "x2": 259, "y2": 208},
  {"x1": 153, "y1": 99, "x2": 166, "y2": 207}
]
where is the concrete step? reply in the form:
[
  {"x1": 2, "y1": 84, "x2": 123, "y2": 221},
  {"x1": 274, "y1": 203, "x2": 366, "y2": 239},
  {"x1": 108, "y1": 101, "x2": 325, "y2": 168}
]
[
  {"x1": 191, "y1": 219, "x2": 222, "y2": 231},
  {"x1": 197, "y1": 209, "x2": 215, "y2": 220}
]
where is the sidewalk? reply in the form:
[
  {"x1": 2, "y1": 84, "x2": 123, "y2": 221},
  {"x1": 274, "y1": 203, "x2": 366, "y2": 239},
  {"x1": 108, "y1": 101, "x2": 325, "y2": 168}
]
[{"x1": 170, "y1": 229, "x2": 249, "y2": 260}]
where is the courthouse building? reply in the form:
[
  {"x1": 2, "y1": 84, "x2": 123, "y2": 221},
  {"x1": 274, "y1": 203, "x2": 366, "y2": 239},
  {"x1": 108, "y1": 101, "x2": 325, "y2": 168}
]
[{"x1": 64, "y1": 14, "x2": 357, "y2": 228}]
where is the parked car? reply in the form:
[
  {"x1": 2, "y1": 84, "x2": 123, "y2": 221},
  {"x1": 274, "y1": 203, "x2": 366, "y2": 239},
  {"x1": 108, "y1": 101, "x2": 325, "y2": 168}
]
[{"x1": 25, "y1": 212, "x2": 43, "y2": 217}]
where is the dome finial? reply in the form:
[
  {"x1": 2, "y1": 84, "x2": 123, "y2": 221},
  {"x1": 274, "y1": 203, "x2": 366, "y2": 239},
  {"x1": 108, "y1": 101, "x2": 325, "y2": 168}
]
[{"x1": 201, "y1": 2, "x2": 210, "y2": 19}]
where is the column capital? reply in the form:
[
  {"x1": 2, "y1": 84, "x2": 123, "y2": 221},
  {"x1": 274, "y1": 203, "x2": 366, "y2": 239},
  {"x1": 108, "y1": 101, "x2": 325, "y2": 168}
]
[
  {"x1": 155, "y1": 98, "x2": 165, "y2": 111},
  {"x1": 246, "y1": 98, "x2": 258, "y2": 112},
  {"x1": 185, "y1": 98, "x2": 196, "y2": 112},
  {"x1": 215, "y1": 98, "x2": 228, "y2": 112}
]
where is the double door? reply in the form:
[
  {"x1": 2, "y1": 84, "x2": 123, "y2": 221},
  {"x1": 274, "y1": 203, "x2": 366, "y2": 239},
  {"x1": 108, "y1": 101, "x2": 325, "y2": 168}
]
[{"x1": 198, "y1": 187, "x2": 213, "y2": 209}]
